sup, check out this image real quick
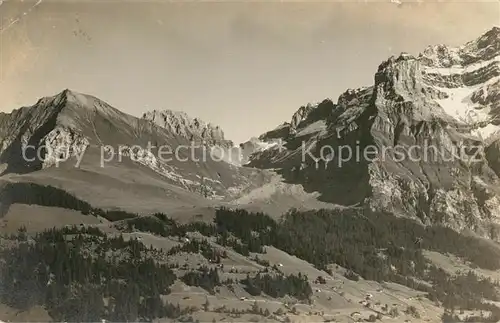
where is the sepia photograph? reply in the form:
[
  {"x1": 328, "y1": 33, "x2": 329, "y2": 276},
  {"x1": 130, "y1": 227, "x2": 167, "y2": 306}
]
[{"x1": 0, "y1": 0, "x2": 499, "y2": 322}]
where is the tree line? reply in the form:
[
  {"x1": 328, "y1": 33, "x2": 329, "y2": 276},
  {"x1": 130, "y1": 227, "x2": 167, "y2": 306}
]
[
  {"x1": 0, "y1": 226, "x2": 180, "y2": 321},
  {"x1": 0, "y1": 182, "x2": 137, "y2": 221},
  {"x1": 185, "y1": 207, "x2": 500, "y2": 315},
  {"x1": 2, "y1": 183, "x2": 500, "y2": 318}
]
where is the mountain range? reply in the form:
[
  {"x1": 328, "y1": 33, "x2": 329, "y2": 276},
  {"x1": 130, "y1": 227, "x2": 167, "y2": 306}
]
[
  {"x1": 0, "y1": 26, "x2": 499, "y2": 323},
  {"x1": 4, "y1": 27, "x2": 500, "y2": 238}
]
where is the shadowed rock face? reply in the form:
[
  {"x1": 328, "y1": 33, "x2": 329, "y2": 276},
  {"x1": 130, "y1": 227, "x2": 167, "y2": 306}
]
[
  {"x1": 244, "y1": 27, "x2": 500, "y2": 240},
  {"x1": 0, "y1": 90, "x2": 90, "y2": 174}
]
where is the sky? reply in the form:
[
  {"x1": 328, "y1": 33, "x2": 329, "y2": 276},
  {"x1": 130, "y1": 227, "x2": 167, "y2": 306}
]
[{"x1": 0, "y1": 0, "x2": 499, "y2": 143}]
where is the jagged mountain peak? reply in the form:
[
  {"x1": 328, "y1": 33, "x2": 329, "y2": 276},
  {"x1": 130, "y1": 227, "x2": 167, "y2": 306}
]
[
  {"x1": 337, "y1": 87, "x2": 372, "y2": 106},
  {"x1": 40, "y1": 89, "x2": 91, "y2": 106},
  {"x1": 289, "y1": 103, "x2": 317, "y2": 130},
  {"x1": 0, "y1": 89, "x2": 260, "y2": 199},
  {"x1": 476, "y1": 25, "x2": 500, "y2": 46},
  {"x1": 288, "y1": 99, "x2": 335, "y2": 131},
  {"x1": 419, "y1": 26, "x2": 499, "y2": 68},
  {"x1": 242, "y1": 27, "x2": 500, "y2": 240},
  {"x1": 368, "y1": 26, "x2": 500, "y2": 139},
  {"x1": 143, "y1": 109, "x2": 220, "y2": 130},
  {"x1": 142, "y1": 109, "x2": 232, "y2": 147},
  {"x1": 248, "y1": 26, "x2": 500, "y2": 151}
]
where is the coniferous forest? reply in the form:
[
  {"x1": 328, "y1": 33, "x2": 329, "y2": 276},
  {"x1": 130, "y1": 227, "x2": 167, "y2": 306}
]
[
  {"x1": 0, "y1": 227, "x2": 181, "y2": 321},
  {"x1": 1, "y1": 184, "x2": 500, "y2": 321}
]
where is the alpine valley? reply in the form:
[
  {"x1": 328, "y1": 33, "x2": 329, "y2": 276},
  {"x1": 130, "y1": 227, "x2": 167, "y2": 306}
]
[{"x1": 1, "y1": 27, "x2": 500, "y2": 323}]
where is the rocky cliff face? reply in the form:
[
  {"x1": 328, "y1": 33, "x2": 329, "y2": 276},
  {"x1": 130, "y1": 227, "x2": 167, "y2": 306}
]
[
  {"x1": 142, "y1": 110, "x2": 233, "y2": 149},
  {"x1": 245, "y1": 27, "x2": 500, "y2": 240},
  {"x1": 0, "y1": 90, "x2": 93, "y2": 173}
]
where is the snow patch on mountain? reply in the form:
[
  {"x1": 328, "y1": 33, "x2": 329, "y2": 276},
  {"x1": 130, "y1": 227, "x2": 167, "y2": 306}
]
[
  {"x1": 435, "y1": 85, "x2": 482, "y2": 122},
  {"x1": 434, "y1": 75, "x2": 500, "y2": 140},
  {"x1": 424, "y1": 55, "x2": 499, "y2": 76},
  {"x1": 471, "y1": 124, "x2": 500, "y2": 140},
  {"x1": 237, "y1": 136, "x2": 285, "y2": 166},
  {"x1": 106, "y1": 146, "x2": 188, "y2": 183},
  {"x1": 420, "y1": 26, "x2": 499, "y2": 68},
  {"x1": 240, "y1": 27, "x2": 500, "y2": 240},
  {"x1": 101, "y1": 144, "x2": 225, "y2": 198},
  {"x1": 295, "y1": 120, "x2": 327, "y2": 137},
  {"x1": 253, "y1": 139, "x2": 281, "y2": 152}
]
